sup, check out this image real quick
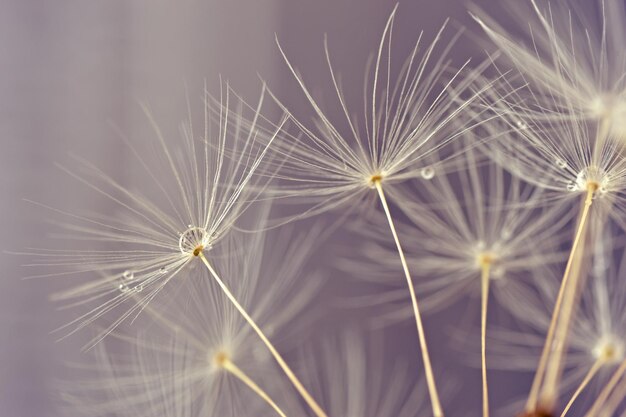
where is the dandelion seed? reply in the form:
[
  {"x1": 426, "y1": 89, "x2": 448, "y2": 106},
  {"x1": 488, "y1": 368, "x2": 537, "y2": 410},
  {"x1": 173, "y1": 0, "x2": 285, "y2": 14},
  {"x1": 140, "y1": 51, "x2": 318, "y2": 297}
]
[
  {"x1": 61, "y1": 225, "x2": 324, "y2": 417},
  {"x1": 343, "y1": 148, "x2": 570, "y2": 417},
  {"x1": 259, "y1": 6, "x2": 496, "y2": 415},
  {"x1": 488, "y1": 232, "x2": 626, "y2": 415},
  {"x1": 20, "y1": 81, "x2": 282, "y2": 348},
  {"x1": 21, "y1": 77, "x2": 335, "y2": 416},
  {"x1": 473, "y1": 0, "x2": 626, "y2": 140}
]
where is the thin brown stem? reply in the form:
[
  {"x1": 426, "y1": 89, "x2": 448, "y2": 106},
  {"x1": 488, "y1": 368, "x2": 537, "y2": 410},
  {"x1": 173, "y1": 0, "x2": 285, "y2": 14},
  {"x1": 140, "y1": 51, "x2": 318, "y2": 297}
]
[
  {"x1": 198, "y1": 252, "x2": 328, "y2": 417},
  {"x1": 559, "y1": 357, "x2": 604, "y2": 417},
  {"x1": 480, "y1": 261, "x2": 491, "y2": 417},
  {"x1": 526, "y1": 186, "x2": 595, "y2": 412},
  {"x1": 220, "y1": 356, "x2": 288, "y2": 417},
  {"x1": 374, "y1": 180, "x2": 443, "y2": 417},
  {"x1": 599, "y1": 365, "x2": 626, "y2": 417},
  {"x1": 584, "y1": 359, "x2": 626, "y2": 417}
]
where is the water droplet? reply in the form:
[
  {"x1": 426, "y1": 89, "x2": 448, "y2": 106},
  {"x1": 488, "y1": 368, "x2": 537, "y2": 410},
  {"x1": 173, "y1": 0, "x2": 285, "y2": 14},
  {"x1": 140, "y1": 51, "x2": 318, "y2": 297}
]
[
  {"x1": 122, "y1": 270, "x2": 134, "y2": 281},
  {"x1": 516, "y1": 120, "x2": 528, "y2": 130},
  {"x1": 566, "y1": 181, "x2": 577, "y2": 192},
  {"x1": 159, "y1": 267, "x2": 168, "y2": 274},
  {"x1": 179, "y1": 226, "x2": 209, "y2": 255},
  {"x1": 134, "y1": 284, "x2": 143, "y2": 292},
  {"x1": 119, "y1": 283, "x2": 130, "y2": 293},
  {"x1": 187, "y1": 224, "x2": 193, "y2": 228},
  {"x1": 555, "y1": 158, "x2": 567, "y2": 169},
  {"x1": 420, "y1": 167, "x2": 435, "y2": 180}
]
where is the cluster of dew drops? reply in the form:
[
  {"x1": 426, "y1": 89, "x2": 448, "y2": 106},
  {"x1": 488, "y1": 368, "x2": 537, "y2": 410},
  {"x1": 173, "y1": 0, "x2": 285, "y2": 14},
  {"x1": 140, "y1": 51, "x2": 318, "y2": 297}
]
[
  {"x1": 118, "y1": 270, "x2": 143, "y2": 294},
  {"x1": 118, "y1": 267, "x2": 168, "y2": 294},
  {"x1": 116, "y1": 225, "x2": 214, "y2": 294}
]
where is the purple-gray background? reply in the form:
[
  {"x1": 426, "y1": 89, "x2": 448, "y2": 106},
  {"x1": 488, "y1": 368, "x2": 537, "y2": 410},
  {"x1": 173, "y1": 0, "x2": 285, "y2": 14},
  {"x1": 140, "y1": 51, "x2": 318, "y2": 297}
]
[{"x1": 0, "y1": 1, "x2": 538, "y2": 416}]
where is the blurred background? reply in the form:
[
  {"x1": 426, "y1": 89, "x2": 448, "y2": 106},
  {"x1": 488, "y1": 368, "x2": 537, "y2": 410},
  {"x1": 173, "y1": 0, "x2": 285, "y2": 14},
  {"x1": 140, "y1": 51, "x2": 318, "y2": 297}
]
[{"x1": 0, "y1": 0, "x2": 534, "y2": 415}]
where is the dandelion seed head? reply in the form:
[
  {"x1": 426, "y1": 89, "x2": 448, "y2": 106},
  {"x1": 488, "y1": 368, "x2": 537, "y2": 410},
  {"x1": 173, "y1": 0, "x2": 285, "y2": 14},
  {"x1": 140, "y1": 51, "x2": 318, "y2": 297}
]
[
  {"x1": 262, "y1": 6, "x2": 491, "y2": 222},
  {"x1": 19, "y1": 82, "x2": 285, "y2": 346},
  {"x1": 592, "y1": 335, "x2": 624, "y2": 364},
  {"x1": 344, "y1": 149, "x2": 568, "y2": 319}
]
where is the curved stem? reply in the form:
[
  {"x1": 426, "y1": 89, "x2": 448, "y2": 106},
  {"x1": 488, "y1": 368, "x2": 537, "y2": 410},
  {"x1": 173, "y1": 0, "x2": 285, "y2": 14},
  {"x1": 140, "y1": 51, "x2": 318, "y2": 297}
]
[
  {"x1": 525, "y1": 186, "x2": 594, "y2": 412},
  {"x1": 560, "y1": 357, "x2": 604, "y2": 417},
  {"x1": 480, "y1": 262, "x2": 491, "y2": 417},
  {"x1": 198, "y1": 252, "x2": 328, "y2": 417},
  {"x1": 374, "y1": 180, "x2": 443, "y2": 417},
  {"x1": 584, "y1": 359, "x2": 626, "y2": 417},
  {"x1": 221, "y1": 357, "x2": 288, "y2": 417},
  {"x1": 598, "y1": 364, "x2": 626, "y2": 417}
]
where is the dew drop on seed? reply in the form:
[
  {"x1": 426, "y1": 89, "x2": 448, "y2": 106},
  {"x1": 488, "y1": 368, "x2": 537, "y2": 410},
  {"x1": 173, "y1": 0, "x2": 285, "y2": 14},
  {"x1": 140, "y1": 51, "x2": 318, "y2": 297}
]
[
  {"x1": 119, "y1": 283, "x2": 130, "y2": 293},
  {"x1": 566, "y1": 181, "x2": 576, "y2": 192},
  {"x1": 122, "y1": 270, "x2": 134, "y2": 281},
  {"x1": 420, "y1": 167, "x2": 435, "y2": 180},
  {"x1": 159, "y1": 267, "x2": 167, "y2": 274},
  {"x1": 516, "y1": 120, "x2": 528, "y2": 129},
  {"x1": 555, "y1": 158, "x2": 567, "y2": 169},
  {"x1": 179, "y1": 226, "x2": 209, "y2": 255}
]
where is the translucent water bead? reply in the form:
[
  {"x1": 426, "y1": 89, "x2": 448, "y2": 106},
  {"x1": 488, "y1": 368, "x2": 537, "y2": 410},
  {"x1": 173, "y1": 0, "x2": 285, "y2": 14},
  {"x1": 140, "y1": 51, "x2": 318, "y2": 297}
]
[
  {"x1": 420, "y1": 167, "x2": 435, "y2": 180},
  {"x1": 179, "y1": 226, "x2": 210, "y2": 256}
]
